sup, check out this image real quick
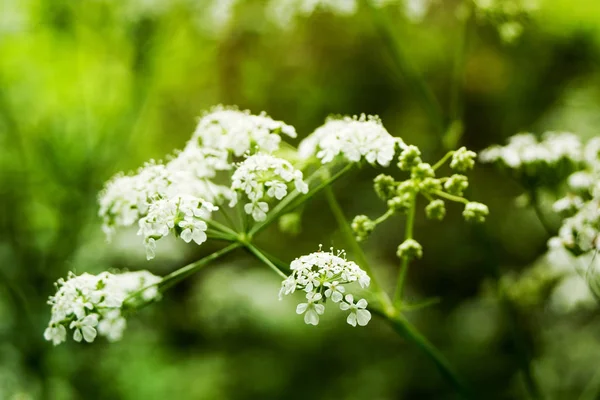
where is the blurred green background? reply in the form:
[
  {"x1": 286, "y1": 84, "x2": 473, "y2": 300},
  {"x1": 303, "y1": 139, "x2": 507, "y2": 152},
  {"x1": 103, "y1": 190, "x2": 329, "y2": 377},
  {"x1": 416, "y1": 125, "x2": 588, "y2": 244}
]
[{"x1": 2, "y1": 0, "x2": 600, "y2": 399}]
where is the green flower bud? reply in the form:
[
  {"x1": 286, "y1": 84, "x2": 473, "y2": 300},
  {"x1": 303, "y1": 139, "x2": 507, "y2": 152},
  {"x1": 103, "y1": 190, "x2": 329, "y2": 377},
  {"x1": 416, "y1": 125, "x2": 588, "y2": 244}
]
[
  {"x1": 351, "y1": 215, "x2": 376, "y2": 242},
  {"x1": 450, "y1": 147, "x2": 477, "y2": 172},
  {"x1": 411, "y1": 163, "x2": 435, "y2": 181},
  {"x1": 387, "y1": 194, "x2": 413, "y2": 213},
  {"x1": 373, "y1": 174, "x2": 397, "y2": 202},
  {"x1": 396, "y1": 239, "x2": 423, "y2": 260},
  {"x1": 419, "y1": 177, "x2": 442, "y2": 193},
  {"x1": 425, "y1": 199, "x2": 446, "y2": 221},
  {"x1": 397, "y1": 145, "x2": 422, "y2": 171},
  {"x1": 444, "y1": 174, "x2": 468, "y2": 196},
  {"x1": 279, "y1": 213, "x2": 302, "y2": 235},
  {"x1": 463, "y1": 202, "x2": 489, "y2": 223}
]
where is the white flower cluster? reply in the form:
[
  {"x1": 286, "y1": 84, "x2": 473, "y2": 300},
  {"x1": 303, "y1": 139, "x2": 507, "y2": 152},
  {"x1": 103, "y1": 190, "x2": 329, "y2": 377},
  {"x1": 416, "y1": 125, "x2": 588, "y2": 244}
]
[
  {"x1": 298, "y1": 114, "x2": 401, "y2": 167},
  {"x1": 548, "y1": 138, "x2": 600, "y2": 256},
  {"x1": 190, "y1": 106, "x2": 297, "y2": 157},
  {"x1": 279, "y1": 248, "x2": 371, "y2": 327},
  {"x1": 44, "y1": 271, "x2": 161, "y2": 345},
  {"x1": 138, "y1": 195, "x2": 218, "y2": 260},
  {"x1": 480, "y1": 132, "x2": 583, "y2": 186},
  {"x1": 99, "y1": 105, "x2": 297, "y2": 255},
  {"x1": 230, "y1": 153, "x2": 308, "y2": 221}
]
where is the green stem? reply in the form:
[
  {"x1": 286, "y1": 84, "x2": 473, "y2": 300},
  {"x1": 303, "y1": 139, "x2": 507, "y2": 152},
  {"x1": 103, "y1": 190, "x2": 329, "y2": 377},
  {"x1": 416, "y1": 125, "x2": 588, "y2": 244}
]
[
  {"x1": 365, "y1": 0, "x2": 445, "y2": 135},
  {"x1": 244, "y1": 242, "x2": 288, "y2": 279},
  {"x1": 249, "y1": 164, "x2": 353, "y2": 237},
  {"x1": 394, "y1": 198, "x2": 416, "y2": 306},
  {"x1": 324, "y1": 186, "x2": 392, "y2": 312},
  {"x1": 374, "y1": 209, "x2": 394, "y2": 224},
  {"x1": 387, "y1": 315, "x2": 473, "y2": 398},
  {"x1": 433, "y1": 190, "x2": 469, "y2": 204},
  {"x1": 205, "y1": 218, "x2": 239, "y2": 237},
  {"x1": 432, "y1": 151, "x2": 455, "y2": 171},
  {"x1": 529, "y1": 190, "x2": 554, "y2": 236},
  {"x1": 159, "y1": 243, "x2": 242, "y2": 292}
]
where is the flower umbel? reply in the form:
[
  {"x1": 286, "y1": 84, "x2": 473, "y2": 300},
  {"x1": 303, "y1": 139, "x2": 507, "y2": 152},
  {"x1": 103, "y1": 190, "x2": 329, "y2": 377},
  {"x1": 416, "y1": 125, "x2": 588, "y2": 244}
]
[
  {"x1": 280, "y1": 248, "x2": 371, "y2": 327},
  {"x1": 44, "y1": 271, "x2": 161, "y2": 345}
]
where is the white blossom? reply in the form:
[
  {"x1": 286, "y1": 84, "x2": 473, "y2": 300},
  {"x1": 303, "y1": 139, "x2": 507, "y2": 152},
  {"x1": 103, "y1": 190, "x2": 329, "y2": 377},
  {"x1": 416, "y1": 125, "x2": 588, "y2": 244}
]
[
  {"x1": 137, "y1": 195, "x2": 216, "y2": 260},
  {"x1": 190, "y1": 105, "x2": 296, "y2": 157},
  {"x1": 280, "y1": 247, "x2": 371, "y2": 326},
  {"x1": 339, "y1": 294, "x2": 371, "y2": 327},
  {"x1": 299, "y1": 114, "x2": 401, "y2": 167},
  {"x1": 44, "y1": 271, "x2": 162, "y2": 345},
  {"x1": 230, "y1": 153, "x2": 308, "y2": 221}
]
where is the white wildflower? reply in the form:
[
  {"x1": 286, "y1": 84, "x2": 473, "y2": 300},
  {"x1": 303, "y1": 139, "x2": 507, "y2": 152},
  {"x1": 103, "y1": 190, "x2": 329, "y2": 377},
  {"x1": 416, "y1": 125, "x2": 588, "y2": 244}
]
[
  {"x1": 138, "y1": 195, "x2": 216, "y2": 260},
  {"x1": 190, "y1": 106, "x2": 296, "y2": 157},
  {"x1": 230, "y1": 153, "x2": 308, "y2": 221},
  {"x1": 280, "y1": 247, "x2": 371, "y2": 326},
  {"x1": 339, "y1": 294, "x2": 371, "y2": 327},
  {"x1": 299, "y1": 114, "x2": 401, "y2": 167},
  {"x1": 44, "y1": 271, "x2": 161, "y2": 345}
]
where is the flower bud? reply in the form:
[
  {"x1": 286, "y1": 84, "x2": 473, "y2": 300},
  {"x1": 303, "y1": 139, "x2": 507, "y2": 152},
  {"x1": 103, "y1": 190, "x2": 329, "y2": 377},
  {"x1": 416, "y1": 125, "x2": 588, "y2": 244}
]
[
  {"x1": 351, "y1": 215, "x2": 376, "y2": 242},
  {"x1": 419, "y1": 177, "x2": 442, "y2": 193},
  {"x1": 463, "y1": 202, "x2": 489, "y2": 223},
  {"x1": 373, "y1": 174, "x2": 397, "y2": 201},
  {"x1": 411, "y1": 163, "x2": 435, "y2": 180},
  {"x1": 397, "y1": 145, "x2": 422, "y2": 171},
  {"x1": 396, "y1": 239, "x2": 423, "y2": 260},
  {"x1": 425, "y1": 199, "x2": 446, "y2": 221},
  {"x1": 450, "y1": 147, "x2": 477, "y2": 172},
  {"x1": 444, "y1": 174, "x2": 468, "y2": 196}
]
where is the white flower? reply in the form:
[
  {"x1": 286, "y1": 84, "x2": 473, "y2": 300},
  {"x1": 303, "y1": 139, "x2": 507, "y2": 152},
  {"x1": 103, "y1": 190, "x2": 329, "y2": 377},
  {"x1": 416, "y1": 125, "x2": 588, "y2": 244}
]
[
  {"x1": 296, "y1": 292, "x2": 325, "y2": 325},
  {"x1": 324, "y1": 281, "x2": 345, "y2": 302},
  {"x1": 43, "y1": 325, "x2": 67, "y2": 346},
  {"x1": 44, "y1": 270, "x2": 162, "y2": 345},
  {"x1": 190, "y1": 105, "x2": 296, "y2": 157},
  {"x1": 298, "y1": 114, "x2": 401, "y2": 167},
  {"x1": 280, "y1": 247, "x2": 371, "y2": 326},
  {"x1": 231, "y1": 153, "x2": 308, "y2": 221},
  {"x1": 70, "y1": 314, "x2": 99, "y2": 343},
  {"x1": 138, "y1": 195, "x2": 215, "y2": 260},
  {"x1": 339, "y1": 294, "x2": 371, "y2": 327}
]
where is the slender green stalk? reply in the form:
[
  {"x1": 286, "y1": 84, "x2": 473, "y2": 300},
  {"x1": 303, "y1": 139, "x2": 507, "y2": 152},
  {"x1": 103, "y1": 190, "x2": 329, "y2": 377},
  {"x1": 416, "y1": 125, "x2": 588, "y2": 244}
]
[
  {"x1": 159, "y1": 243, "x2": 242, "y2": 292},
  {"x1": 205, "y1": 218, "x2": 239, "y2": 237},
  {"x1": 432, "y1": 151, "x2": 455, "y2": 171},
  {"x1": 249, "y1": 164, "x2": 353, "y2": 237},
  {"x1": 323, "y1": 186, "x2": 393, "y2": 312},
  {"x1": 387, "y1": 315, "x2": 473, "y2": 398},
  {"x1": 529, "y1": 190, "x2": 554, "y2": 236},
  {"x1": 433, "y1": 190, "x2": 469, "y2": 204},
  {"x1": 364, "y1": 0, "x2": 445, "y2": 135},
  {"x1": 244, "y1": 242, "x2": 288, "y2": 279},
  {"x1": 394, "y1": 199, "x2": 416, "y2": 306},
  {"x1": 443, "y1": 1, "x2": 470, "y2": 150}
]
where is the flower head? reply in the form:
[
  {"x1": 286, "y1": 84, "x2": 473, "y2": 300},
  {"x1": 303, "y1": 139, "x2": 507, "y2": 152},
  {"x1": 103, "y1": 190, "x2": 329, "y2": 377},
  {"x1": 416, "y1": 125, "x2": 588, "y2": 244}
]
[
  {"x1": 191, "y1": 105, "x2": 296, "y2": 157},
  {"x1": 44, "y1": 271, "x2": 161, "y2": 345},
  {"x1": 230, "y1": 153, "x2": 308, "y2": 221},
  {"x1": 299, "y1": 114, "x2": 401, "y2": 167},
  {"x1": 280, "y1": 247, "x2": 371, "y2": 327}
]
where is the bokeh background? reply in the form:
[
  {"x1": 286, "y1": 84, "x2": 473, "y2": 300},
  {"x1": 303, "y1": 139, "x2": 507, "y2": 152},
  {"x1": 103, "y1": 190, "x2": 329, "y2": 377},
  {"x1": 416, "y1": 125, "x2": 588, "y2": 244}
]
[{"x1": 2, "y1": 0, "x2": 600, "y2": 399}]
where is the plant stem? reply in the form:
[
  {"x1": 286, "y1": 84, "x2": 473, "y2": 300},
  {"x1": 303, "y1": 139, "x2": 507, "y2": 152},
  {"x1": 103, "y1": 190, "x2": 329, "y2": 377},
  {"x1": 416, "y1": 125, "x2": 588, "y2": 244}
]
[
  {"x1": 364, "y1": 0, "x2": 445, "y2": 135},
  {"x1": 205, "y1": 218, "x2": 239, "y2": 237},
  {"x1": 432, "y1": 151, "x2": 455, "y2": 171},
  {"x1": 159, "y1": 243, "x2": 242, "y2": 292},
  {"x1": 244, "y1": 242, "x2": 288, "y2": 279},
  {"x1": 433, "y1": 190, "x2": 469, "y2": 204},
  {"x1": 387, "y1": 315, "x2": 473, "y2": 399},
  {"x1": 323, "y1": 186, "x2": 393, "y2": 312},
  {"x1": 529, "y1": 190, "x2": 554, "y2": 236},
  {"x1": 394, "y1": 198, "x2": 416, "y2": 306}
]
